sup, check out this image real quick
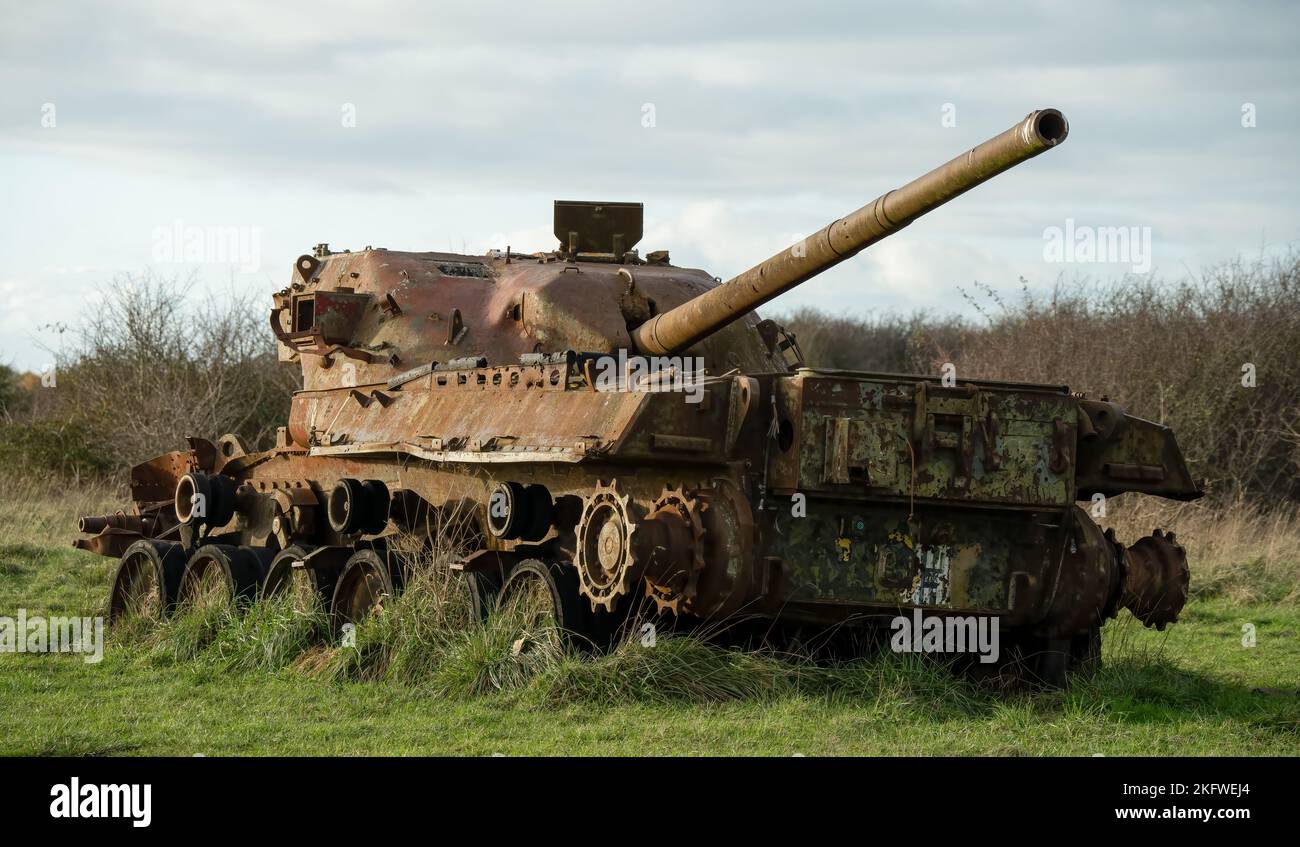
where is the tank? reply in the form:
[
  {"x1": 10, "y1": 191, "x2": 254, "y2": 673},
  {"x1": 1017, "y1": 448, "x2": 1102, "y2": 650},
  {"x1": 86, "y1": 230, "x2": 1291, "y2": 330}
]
[{"x1": 77, "y1": 108, "x2": 1200, "y2": 683}]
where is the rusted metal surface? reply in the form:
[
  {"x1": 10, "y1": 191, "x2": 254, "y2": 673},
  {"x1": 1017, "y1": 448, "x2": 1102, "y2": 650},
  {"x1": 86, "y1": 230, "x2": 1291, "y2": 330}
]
[
  {"x1": 76, "y1": 107, "x2": 1196, "y2": 668},
  {"x1": 1121, "y1": 529, "x2": 1190, "y2": 630},
  {"x1": 764, "y1": 371, "x2": 1078, "y2": 507},
  {"x1": 773, "y1": 504, "x2": 1042, "y2": 612},
  {"x1": 1075, "y1": 402, "x2": 1202, "y2": 501},
  {"x1": 270, "y1": 247, "x2": 781, "y2": 401}
]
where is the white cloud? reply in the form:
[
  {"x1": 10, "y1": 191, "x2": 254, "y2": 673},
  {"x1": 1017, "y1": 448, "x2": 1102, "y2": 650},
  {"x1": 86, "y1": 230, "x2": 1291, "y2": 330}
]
[{"x1": 1, "y1": 0, "x2": 1297, "y2": 370}]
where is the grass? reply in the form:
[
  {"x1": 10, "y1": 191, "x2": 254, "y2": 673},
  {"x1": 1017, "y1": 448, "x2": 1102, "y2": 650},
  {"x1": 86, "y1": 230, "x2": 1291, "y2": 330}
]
[{"x1": 1, "y1": 473, "x2": 1297, "y2": 756}]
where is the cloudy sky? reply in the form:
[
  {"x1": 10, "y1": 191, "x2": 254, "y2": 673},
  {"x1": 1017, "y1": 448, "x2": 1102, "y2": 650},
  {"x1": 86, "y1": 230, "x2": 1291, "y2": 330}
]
[{"x1": 2, "y1": 0, "x2": 1297, "y2": 370}]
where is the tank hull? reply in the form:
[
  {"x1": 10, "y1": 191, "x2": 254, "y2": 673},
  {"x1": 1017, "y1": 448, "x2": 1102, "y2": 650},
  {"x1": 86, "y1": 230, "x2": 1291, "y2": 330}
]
[{"x1": 80, "y1": 364, "x2": 1193, "y2": 645}]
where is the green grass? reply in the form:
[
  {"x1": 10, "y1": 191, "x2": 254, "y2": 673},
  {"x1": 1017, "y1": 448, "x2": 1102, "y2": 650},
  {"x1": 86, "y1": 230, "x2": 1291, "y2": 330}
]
[{"x1": 1, "y1": 536, "x2": 1297, "y2": 756}]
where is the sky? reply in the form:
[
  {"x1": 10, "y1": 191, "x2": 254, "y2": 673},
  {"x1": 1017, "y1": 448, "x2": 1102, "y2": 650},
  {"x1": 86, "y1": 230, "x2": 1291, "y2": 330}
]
[{"x1": 2, "y1": 0, "x2": 1297, "y2": 371}]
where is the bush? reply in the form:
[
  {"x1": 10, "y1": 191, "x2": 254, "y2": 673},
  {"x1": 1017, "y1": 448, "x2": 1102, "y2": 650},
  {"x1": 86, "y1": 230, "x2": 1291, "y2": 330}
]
[
  {"x1": 0, "y1": 420, "x2": 113, "y2": 478},
  {"x1": 783, "y1": 308, "x2": 967, "y2": 374},
  {"x1": 0, "y1": 364, "x2": 31, "y2": 419},
  {"x1": 34, "y1": 270, "x2": 300, "y2": 474}
]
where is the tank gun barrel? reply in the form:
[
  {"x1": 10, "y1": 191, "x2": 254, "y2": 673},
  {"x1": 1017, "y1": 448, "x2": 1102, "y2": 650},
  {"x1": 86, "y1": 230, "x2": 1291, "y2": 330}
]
[{"x1": 631, "y1": 108, "x2": 1069, "y2": 355}]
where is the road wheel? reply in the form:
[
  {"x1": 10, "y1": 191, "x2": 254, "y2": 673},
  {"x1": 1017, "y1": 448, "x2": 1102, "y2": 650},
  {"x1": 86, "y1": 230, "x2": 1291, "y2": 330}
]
[
  {"x1": 463, "y1": 569, "x2": 502, "y2": 622},
  {"x1": 497, "y1": 559, "x2": 592, "y2": 651},
  {"x1": 109, "y1": 539, "x2": 186, "y2": 623},
  {"x1": 331, "y1": 547, "x2": 404, "y2": 630},
  {"x1": 262, "y1": 544, "x2": 344, "y2": 612},
  {"x1": 178, "y1": 544, "x2": 262, "y2": 610}
]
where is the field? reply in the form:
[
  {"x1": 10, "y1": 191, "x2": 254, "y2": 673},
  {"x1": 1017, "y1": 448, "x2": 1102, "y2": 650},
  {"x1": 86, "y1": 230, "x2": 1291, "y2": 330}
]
[{"x1": 1, "y1": 475, "x2": 1297, "y2": 756}]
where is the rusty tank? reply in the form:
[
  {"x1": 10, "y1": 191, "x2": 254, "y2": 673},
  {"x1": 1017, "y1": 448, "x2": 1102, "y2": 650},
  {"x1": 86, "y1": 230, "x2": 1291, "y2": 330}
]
[{"x1": 78, "y1": 108, "x2": 1199, "y2": 683}]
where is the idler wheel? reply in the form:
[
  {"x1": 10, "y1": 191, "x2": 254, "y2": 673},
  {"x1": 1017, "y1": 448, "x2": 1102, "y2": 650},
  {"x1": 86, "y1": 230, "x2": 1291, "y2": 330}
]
[
  {"x1": 1121, "y1": 529, "x2": 1190, "y2": 631},
  {"x1": 108, "y1": 539, "x2": 187, "y2": 623}
]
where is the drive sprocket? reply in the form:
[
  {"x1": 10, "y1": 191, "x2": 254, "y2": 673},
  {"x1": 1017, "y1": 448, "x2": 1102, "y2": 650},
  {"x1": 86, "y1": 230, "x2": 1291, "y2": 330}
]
[
  {"x1": 643, "y1": 486, "x2": 706, "y2": 615},
  {"x1": 574, "y1": 480, "x2": 638, "y2": 613}
]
